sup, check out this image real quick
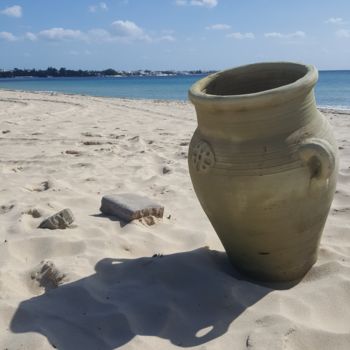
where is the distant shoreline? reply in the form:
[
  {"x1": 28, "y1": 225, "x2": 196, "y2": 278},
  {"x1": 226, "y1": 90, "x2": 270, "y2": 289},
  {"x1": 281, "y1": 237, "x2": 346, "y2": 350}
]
[
  {"x1": 0, "y1": 68, "x2": 349, "y2": 80},
  {"x1": 0, "y1": 68, "x2": 213, "y2": 79},
  {"x1": 0, "y1": 74, "x2": 207, "y2": 80}
]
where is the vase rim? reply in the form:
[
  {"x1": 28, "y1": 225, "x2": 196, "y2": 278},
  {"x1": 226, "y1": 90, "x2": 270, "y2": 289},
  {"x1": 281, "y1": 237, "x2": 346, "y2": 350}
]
[{"x1": 188, "y1": 62, "x2": 318, "y2": 108}]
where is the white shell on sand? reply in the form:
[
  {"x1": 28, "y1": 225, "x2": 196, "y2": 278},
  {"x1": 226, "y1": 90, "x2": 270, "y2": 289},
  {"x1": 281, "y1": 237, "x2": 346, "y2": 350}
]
[{"x1": 1, "y1": 90, "x2": 350, "y2": 349}]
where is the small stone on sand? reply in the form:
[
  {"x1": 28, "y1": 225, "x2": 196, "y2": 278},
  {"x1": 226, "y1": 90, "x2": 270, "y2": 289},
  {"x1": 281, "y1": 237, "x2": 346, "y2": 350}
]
[
  {"x1": 39, "y1": 208, "x2": 74, "y2": 229},
  {"x1": 31, "y1": 260, "x2": 65, "y2": 290},
  {"x1": 25, "y1": 208, "x2": 42, "y2": 218},
  {"x1": 162, "y1": 166, "x2": 171, "y2": 174},
  {"x1": 100, "y1": 193, "x2": 164, "y2": 222}
]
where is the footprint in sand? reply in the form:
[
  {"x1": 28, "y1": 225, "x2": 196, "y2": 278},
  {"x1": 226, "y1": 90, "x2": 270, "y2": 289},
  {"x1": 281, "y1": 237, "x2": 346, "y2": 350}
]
[
  {"x1": 31, "y1": 181, "x2": 52, "y2": 192},
  {"x1": 0, "y1": 204, "x2": 15, "y2": 214},
  {"x1": 65, "y1": 150, "x2": 81, "y2": 155},
  {"x1": 333, "y1": 207, "x2": 350, "y2": 214},
  {"x1": 83, "y1": 141, "x2": 103, "y2": 146},
  {"x1": 71, "y1": 162, "x2": 93, "y2": 168},
  {"x1": 176, "y1": 151, "x2": 188, "y2": 159},
  {"x1": 12, "y1": 166, "x2": 24, "y2": 173},
  {"x1": 24, "y1": 208, "x2": 42, "y2": 218},
  {"x1": 162, "y1": 166, "x2": 171, "y2": 174},
  {"x1": 109, "y1": 133, "x2": 125, "y2": 139},
  {"x1": 94, "y1": 147, "x2": 112, "y2": 152},
  {"x1": 85, "y1": 177, "x2": 96, "y2": 182},
  {"x1": 81, "y1": 132, "x2": 102, "y2": 138}
]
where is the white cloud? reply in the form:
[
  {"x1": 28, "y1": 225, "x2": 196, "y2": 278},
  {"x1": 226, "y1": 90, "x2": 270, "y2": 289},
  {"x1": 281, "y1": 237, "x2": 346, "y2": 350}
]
[
  {"x1": 176, "y1": 0, "x2": 218, "y2": 8},
  {"x1": 206, "y1": 24, "x2": 230, "y2": 30},
  {"x1": 325, "y1": 17, "x2": 347, "y2": 25},
  {"x1": 16, "y1": 21, "x2": 171, "y2": 44},
  {"x1": 88, "y1": 28, "x2": 115, "y2": 42},
  {"x1": 89, "y1": 2, "x2": 108, "y2": 13},
  {"x1": 264, "y1": 32, "x2": 283, "y2": 38},
  {"x1": 112, "y1": 20, "x2": 143, "y2": 37},
  {"x1": 264, "y1": 31, "x2": 305, "y2": 39},
  {"x1": 227, "y1": 32, "x2": 255, "y2": 40},
  {"x1": 89, "y1": 24, "x2": 166, "y2": 43},
  {"x1": 336, "y1": 29, "x2": 350, "y2": 38},
  {"x1": 38, "y1": 28, "x2": 85, "y2": 41},
  {"x1": 0, "y1": 31, "x2": 17, "y2": 41},
  {"x1": 111, "y1": 20, "x2": 151, "y2": 41},
  {"x1": 191, "y1": 0, "x2": 217, "y2": 7},
  {"x1": 1, "y1": 5, "x2": 22, "y2": 18},
  {"x1": 25, "y1": 32, "x2": 37, "y2": 41},
  {"x1": 158, "y1": 35, "x2": 176, "y2": 42}
]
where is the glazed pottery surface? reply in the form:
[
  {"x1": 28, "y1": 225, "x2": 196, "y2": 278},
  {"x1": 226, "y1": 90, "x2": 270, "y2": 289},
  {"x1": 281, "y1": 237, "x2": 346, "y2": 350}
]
[{"x1": 188, "y1": 62, "x2": 338, "y2": 282}]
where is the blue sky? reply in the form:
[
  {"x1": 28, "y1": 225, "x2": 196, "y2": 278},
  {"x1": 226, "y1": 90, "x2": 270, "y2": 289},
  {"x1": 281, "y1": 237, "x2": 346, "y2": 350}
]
[{"x1": 1, "y1": 0, "x2": 350, "y2": 70}]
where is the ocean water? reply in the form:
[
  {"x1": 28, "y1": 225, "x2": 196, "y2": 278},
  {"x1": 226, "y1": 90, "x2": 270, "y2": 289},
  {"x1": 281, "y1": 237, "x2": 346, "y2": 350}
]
[
  {"x1": 0, "y1": 71, "x2": 349, "y2": 109},
  {"x1": 315, "y1": 71, "x2": 350, "y2": 109},
  {"x1": 0, "y1": 75, "x2": 200, "y2": 101}
]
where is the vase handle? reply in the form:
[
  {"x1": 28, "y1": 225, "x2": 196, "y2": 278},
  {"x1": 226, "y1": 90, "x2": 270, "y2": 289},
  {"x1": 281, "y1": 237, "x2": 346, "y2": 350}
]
[{"x1": 298, "y1": 138, "x2": 336, "y2": 181}]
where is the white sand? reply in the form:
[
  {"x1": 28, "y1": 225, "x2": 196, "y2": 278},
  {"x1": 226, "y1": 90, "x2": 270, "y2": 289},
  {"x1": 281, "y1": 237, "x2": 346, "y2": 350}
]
[{"x1": 0, "y1": 89, "x2": 349, "y2": 349}]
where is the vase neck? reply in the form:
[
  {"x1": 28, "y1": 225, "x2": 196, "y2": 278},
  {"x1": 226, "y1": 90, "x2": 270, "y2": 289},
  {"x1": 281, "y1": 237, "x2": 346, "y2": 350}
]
[{"x1": 194, "y1": 90, "x2": 318, "y2": 141}]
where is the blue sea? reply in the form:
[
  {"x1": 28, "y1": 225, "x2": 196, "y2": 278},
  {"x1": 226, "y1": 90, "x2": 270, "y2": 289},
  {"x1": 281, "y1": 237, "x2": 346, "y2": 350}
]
[{"x1": 0, "y1": 71, "x2": 349, "y2": 109}]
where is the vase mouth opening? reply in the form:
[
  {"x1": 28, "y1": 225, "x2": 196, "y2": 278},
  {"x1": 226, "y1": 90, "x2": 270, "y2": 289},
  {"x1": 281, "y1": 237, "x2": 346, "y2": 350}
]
[{"x1": 189, "y1": 62, "x2": 318, "y2": 107}]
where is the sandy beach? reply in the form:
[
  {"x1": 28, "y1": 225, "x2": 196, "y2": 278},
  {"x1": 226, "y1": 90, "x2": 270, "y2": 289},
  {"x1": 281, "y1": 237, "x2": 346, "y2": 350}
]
[{"x1": 1, "y1": 89, "x2": 350, "y2": 349}]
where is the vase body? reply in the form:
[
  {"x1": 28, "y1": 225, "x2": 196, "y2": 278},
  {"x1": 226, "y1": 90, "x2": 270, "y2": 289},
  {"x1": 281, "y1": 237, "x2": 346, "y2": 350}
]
[{"x1": 188, "y1": 62, "x2": 338, "y2": 282}]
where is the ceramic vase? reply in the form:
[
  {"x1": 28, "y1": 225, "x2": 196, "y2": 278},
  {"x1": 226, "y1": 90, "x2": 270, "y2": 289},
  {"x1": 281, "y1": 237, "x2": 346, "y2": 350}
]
[{"x1": 188, "y1": 62, "x2": 338, "y2": 282}]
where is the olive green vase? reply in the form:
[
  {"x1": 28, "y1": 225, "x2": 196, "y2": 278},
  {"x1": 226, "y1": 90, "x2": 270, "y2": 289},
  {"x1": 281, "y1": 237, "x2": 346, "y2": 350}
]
[{"x1": 188, "y1": 62, "x2": 338, "y2": 282}]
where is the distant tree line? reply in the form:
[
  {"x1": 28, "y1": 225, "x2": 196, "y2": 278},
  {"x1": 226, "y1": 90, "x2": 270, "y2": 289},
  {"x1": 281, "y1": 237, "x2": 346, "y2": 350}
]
[{"x1": 0, "y1": 67, "x2": 211, "y2": 78}]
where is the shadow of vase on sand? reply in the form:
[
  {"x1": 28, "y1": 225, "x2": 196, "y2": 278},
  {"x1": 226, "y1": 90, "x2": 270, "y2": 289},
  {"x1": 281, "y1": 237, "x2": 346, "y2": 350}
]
[{"x1": 11, "y1": 247, "x2": 274, "y2": 349}]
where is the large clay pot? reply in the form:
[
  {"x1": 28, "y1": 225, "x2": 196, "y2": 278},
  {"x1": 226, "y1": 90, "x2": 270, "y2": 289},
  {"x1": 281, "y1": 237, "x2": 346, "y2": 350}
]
[{"x1": 188, "y1": 62, "x2": 338, "y2": 282}]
